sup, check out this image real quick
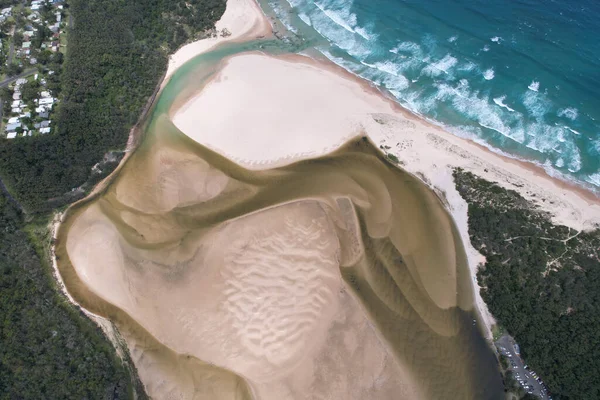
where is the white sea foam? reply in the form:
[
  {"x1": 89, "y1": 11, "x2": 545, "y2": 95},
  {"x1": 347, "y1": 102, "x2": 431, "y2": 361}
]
[
  {"x1": 482, "y1": 45, "x2": 490, "y2": 52},
  {"x1": 319, "y1": 48, "x2": 359, "y2": 71},
  {"x1": 298, "y1": 12, "x2": 312, "y2": 26},
  {"x1": 555, "y1": 158, "x2": 565, "y2": 168},
  {"x1": 483, "y1": 68, "x2": 495, "y2": 80},
  {"x1": 314, "y1": 1, "x2": 357, "y2": 34},
  {"x1": 592, "y1": 138, "x2": 600, "y2": 154},
  {"x1": 567, "y1": 147, "x2": 582, "y2": 172},
  {"x1": 355, "y1": 26, "x2": 376, "y2": 41},
  {"x1": 432, "y1": 80, "x2": 524, "y2": 143},
  {"x1": 358, "y1": 60, "x2": 410, "y2": 94},
  {"x1": 448, "y1": 35, "x2": 458, "y2": 43},
  {"x1": 557, "y1": 107, "x2": 579, "y2": 121},
  {"x1": 586, "y1": 172, "x2": 600, "y2": 187},
  {"x1": 528, "y1": 80, "x2": 540, "y2": 91},
  {"x1": 270, "y1": 0, "x2": 299, "y2": 33},
  {"x1": 522, "y1": 90, "x2": 551, "y2": 120},
  {"x1": 390, "y1": 41, "x2": 422, "y2": 55},
  {"x1": 309, "y1": 18, "x2": 370, "y2": 61},
  {"x1": 564, "y1": 126, "x2": 581, "y2": 135},
  {"x1": 457, "y1": 61, "x2": 477, "y2": 72},
  {"x1": 380, "y1": 73, "x2": 410, "y2": 92},
  {"x1": 490, "y1": 36, "x2": 502, "y2": 43},
  {"x1": 372, "y1": 61, "x2": 399, "y2": 76},
  {"x1": 524, "y1": 124, "x2": 582, "y2": 172},
  {"x1": 493, "y1": 96, "x2": 515, "y2": 112},
  {"x1": 421, "y1": 54, "x2": 458, "y2": 77}
]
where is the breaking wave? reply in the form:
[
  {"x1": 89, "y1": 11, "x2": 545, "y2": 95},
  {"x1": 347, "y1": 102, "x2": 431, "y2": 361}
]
[{"x1": 268, "y1": 0, "x2": 600, "y2": 189}]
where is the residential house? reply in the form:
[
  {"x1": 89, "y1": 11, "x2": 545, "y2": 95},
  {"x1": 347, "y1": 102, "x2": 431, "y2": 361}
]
[
  {"x1": 6, "y1": 122, "x2": 21, "y2": 132},
  {"x1": 38, "y1": 97, "x2": 54, "y2": 106}
]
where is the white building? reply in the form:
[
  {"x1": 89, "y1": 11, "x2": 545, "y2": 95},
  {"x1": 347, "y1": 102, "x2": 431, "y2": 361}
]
[
  {"x1": 6, "y1": 122, "x2": 21, "y2": 132},
  {"x1": 37, "y1": 98, "x2": 54, "y2": 106}
]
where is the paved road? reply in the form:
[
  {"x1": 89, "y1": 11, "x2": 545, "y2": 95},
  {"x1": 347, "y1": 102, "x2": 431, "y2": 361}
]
[
  {"x1": 7, "y1": 40, "x2": 14, "y2": 66},
  {"x1": 0, "y1": 69, "x2": 37, "y2": 122},
  {"x1": 0, "y1": 69, "x2": 36, "y2": 88},
  {"x1": 7, "y1": 25, "x2": 15, "y2": 66},
  {"x1": 496, "y1": 335, "x2": 550, "y2": 399}
]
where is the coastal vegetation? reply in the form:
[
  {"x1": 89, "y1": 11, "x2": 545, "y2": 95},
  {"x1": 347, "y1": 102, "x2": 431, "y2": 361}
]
[
  {"x1": 0, "y1": 192, "x2": 143, "y2": 398},
  {"x1": 0, "y1": 0, "x2": 226, "y2": 212},
  {"x1": 0, "y1": 0, "x2": 227, "y2": 397},
  {"x1": 454, "y1": 169, "x2": 600, "y2": 400}
]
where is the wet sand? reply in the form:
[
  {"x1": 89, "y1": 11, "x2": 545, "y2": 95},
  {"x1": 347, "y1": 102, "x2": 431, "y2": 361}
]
[
  {"x1": 54, "y1": 2, "x2": 508, "y2": 396},
  {"x1": 172, "y1": 51, "x2": 600, "y2": 339},
  {"x1": 57, "y1": 104, "x2": 504, "y2": 398}
]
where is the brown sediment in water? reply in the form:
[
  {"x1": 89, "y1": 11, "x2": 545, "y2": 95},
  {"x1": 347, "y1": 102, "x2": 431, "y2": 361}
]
[{"x1": 56, "y1": 106, "x2": 504, "y2": 398}]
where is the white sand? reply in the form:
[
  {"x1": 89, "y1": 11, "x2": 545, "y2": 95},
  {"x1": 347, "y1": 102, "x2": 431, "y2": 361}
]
[
  {"x1": 164, "y1": 0, "x2": 271, "y2": 81},
  {"x1": 68, "y1": 199, "x2": 419, "y2": 399},
  {"x1": 172, "y1": 53, "x2": 600, "y2": 338}
]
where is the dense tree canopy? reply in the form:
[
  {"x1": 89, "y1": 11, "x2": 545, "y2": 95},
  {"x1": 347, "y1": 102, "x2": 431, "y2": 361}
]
[
  {"x1": 0, "y1": 0, "x2": 226, "y2": 397},
  {"x1": 0, "y1": 192, "x2": 142, "y2": 399},
  {"x1": 0, "y1": 0, "x2": 226, "y2": 212},
  {"x1": 454, "y1": 169, "x2": 600, "y2": 400}
]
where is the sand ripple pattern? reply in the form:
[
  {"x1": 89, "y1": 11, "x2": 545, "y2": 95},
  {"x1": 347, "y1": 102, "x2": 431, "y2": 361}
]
[{"x1": 218, "y1": 204, "x2": 339, "y2": 381}]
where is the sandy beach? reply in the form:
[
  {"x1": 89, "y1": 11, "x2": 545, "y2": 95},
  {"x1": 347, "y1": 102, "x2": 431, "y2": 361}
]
[
  {"x1": 172, "y1": 52, "x2": 600, "y2": 338},
  {"x1": 53, "y1": 0, "x2": 600, "y2": 399},
  {"x1": 164, "y1": 0, "x2": 271, "y2": 82}
]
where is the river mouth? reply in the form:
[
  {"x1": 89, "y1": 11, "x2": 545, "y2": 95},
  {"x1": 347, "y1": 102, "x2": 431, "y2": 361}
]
[{"x1": 55, "y1": 43, "x2": 503, "y2": 399}]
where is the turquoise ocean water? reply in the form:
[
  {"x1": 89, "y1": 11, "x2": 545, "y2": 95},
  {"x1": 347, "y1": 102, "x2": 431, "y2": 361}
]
[{"x1": 260, "y1": 0, "x2": 600, "y2": 192}]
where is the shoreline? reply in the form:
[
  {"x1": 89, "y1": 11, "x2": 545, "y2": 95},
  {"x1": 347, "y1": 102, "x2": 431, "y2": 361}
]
[
  {"x1": 163, "y1": 0, "x2": 272, "y2": 84},
  {"x1": 49, "y1": 0, "x2": 274, "y2": 395},
  {"x1": 170, "y1": 50, "x2": 600, "y2": 340},
  {"x1": 174, "y1": 51, "x2": 600, "y2": 231},
  {"x1": 295, "y1": 51, "x2": 600, "y2": 212}
]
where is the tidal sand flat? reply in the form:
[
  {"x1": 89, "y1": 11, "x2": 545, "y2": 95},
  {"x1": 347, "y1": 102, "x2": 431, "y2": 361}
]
[
  {"x1": 54, "y1": 1, "x2": 503, "y2": 397},
  {"x1": 173, "y1": 51, "x2": 600, "y2": 336},
  {"x1": 57, "y1": 108, "x2": 504, "y2": 398}
]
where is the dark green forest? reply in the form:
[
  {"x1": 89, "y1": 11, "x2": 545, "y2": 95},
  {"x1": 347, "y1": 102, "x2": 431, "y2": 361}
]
[
  {"x1": 0, "y1": 0, "x2": 226, "y2": 212},
  {"x1": 454, "y1": 169, "x2": 600, "y2": 400},
  {"x1": 0, "y1": 0, "x2": 226, "y2": 397},
  {"x1": 0, "y1": 191, "x2": 144, "y2": 399}
]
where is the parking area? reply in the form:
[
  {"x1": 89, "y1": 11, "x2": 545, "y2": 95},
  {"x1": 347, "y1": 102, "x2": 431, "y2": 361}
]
[{"x1": 496, "y1": 335, "x2": 551, "y2": 399}]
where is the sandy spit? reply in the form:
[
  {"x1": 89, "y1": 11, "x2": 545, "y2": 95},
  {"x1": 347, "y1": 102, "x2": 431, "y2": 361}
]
[
  {"x1": 164, "y1": 0, "x2": 272, "y2": 82},
  {"x1": 172, "y1": 52, "x2": 600, "y2": 339},
  {"x1": 49, "y1": 0, "x2": 274, "y2": 395}
]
